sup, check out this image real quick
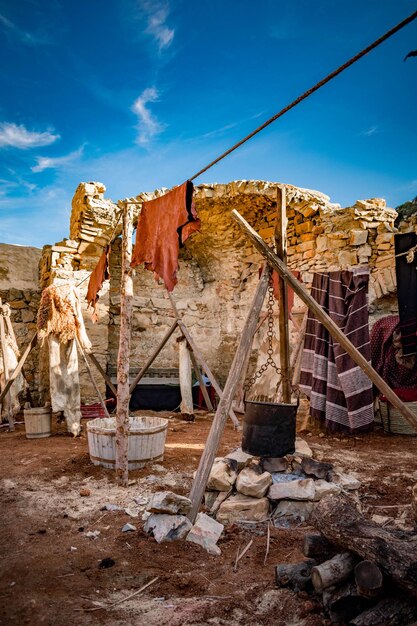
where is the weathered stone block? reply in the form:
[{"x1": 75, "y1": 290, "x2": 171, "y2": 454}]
[
  {"x1": 147, "y1": 491, "x2": 192, "y2": 516},
  {"x1": 313, "y1": 480, "x2": 341, "y2": 501},
  {"x1": 349, "y1": 230, "x2": 368, "y2": 246},
  {"x1": 144, "y1": 514, "x2": 192, "y2": 543},
  {"x1": 273, "y1": 500, "x2": 314, "y2": 522},
  {"x1": 186, "y1": 512, "x2": 224, "y2": 555},
  {"x1": 207, "y1": 458, "x2": 238, "y2": 491},
  {"x1": 235, "y1": 466, "x2": 272, "y2": 498},
  {"x1": 268, "y1": 478, "x2": 315, "y2": 501},
  {"x1": 216, "y1": 494, "x2": 269, "y2": 524},
  {"x1": 225, "y1": 447, "x2": 254, "y2": 470}
]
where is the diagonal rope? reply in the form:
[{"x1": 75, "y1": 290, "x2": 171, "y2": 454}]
[{"x1": 190, "y1": 9, "x2": 417, "y2": 181}]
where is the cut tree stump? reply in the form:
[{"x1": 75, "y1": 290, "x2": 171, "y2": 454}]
[
  {"x1": 302, "y1": 533, "x2": 337, "y2": 562},
  {"x1": 311, "y1": 552, "x2": 356, "y2": 592},
  {"x1": 354, "y1": 561, "x2": 383, "y2": 598},
  {"x1": 275, "y1": 559, "x2": 316, "y2": 592},
  {"x1": 311, "y1": 494, "x2": 417, "y2": 597}
]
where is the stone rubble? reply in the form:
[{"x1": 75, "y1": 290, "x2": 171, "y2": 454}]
[
  {"x1": 207, "y1": 458, "x2": 238, "y2": 492},
  {"x1": 235, "y1": 465, "x2": 272, "y2": 498},
  {"x1": 216, "y1": 494, "x2": 270, "y2": 525},
  {"x1": 144, "y1": 514, "x2": 192, "y2": 543},
  {"x1": 186, "y1": 512, "x2": 224, "y2": 556},
  {"x1": 147, "y1": 491, "x2": 192, "y2": 516}
]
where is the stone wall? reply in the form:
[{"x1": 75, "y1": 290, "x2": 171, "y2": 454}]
[{"x1": 0, "y1": 243, "x2": 42, "y2": 401}]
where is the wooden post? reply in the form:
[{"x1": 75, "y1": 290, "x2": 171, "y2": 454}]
[
  {"x1": 188, "y1": 265, "x2": 271, "y2": 522},
  {"x1": 0, "y1": 299, "x2": 14, "y2": 430},
  {"x1": 275, "y1": 186, "x2": 291, "y2": 403},
  {"x1": 166, "y1": 291, "x2": 240, "y2": 428},
  {"x1": 115, "y1": 200, "x2": 133, "y2": 486},
  {"x1": 178, "y1": 336, "x2": 194, "y2": 418},
  {"x1": 231, "y1": 209, "x2": 417, "y2": 431}
]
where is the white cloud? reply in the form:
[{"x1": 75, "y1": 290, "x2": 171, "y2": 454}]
[
  {"x1": 31, "y1": 146, "x2": 84, "y2": 173},
  {"x1": 361, "y1": 126, "x2": 379, "y2": 137},
  {"x1": 140, "y1": 1, "x2": 174, "y2": 51},
  {"x1": 0, "y1": 122, "x2": 60, "y2": 149},
  {"x1": 132, "y1": 87, "x2": 165, "y2": 145},
  {"x1": 0, "y1": 13, "x2": 50, "y2": 45}
]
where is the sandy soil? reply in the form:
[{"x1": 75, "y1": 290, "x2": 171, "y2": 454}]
[{"x1": 1, "y1": 412, "x2": 416, "y2": 626}]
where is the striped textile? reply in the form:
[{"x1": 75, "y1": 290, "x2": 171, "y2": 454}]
[
  {"x1": 300, "y1": 268, "x2": 374, "y2": 433},
  {"x1": 395, "y1": 233, "x2": 417, "y2": 356}
]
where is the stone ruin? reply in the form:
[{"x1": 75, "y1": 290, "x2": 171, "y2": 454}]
[{"x1": 0, "y1": 179, "x2": 408, "y2": 405}]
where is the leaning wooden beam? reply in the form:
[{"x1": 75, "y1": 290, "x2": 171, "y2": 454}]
[
  {"x1": 231, "y1": 209, "x2": 417, "y2": 432},
  {"x1": 87, "y1": 352, "x2": 117, "y2": 397},
  {"x1": 128, "y1": 320, "x2": 178, "y2": 396},
  {"x1": 76, "y1": 338, "x2": 111, "y2": 420},
  {"x1": 0, "y1": 333, "x2": 37, "y2": 406},
  {"x1": 188, "y1": 265, "x2": 271, "y2": 522},
  {"x1": 188, "y1": 347, "x2": 214, "y2": 411},
  {"x1": 276, "y1": 185, "x2": 291, "y2": 403},
  {"x1": 116, "y1": 201, "x2": 134, "y2": 486},
  {"x1": 166, "y1": 291, "x2": 240, "y2": 428}
]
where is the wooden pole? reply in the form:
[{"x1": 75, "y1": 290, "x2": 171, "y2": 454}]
[
  {"x1": 231, "y1": 209, "x2": 417, "y2": 431},
  {"x1": 128, "y1": 320, "x2": 178, "y2": 396},
  {"x1": 87, "y1": 352, "x2": 117, "y2": 397},
  {"x1": 0, "y1": 333, "x2": 37, "y2": 406},
  {"x1": 188, "y1": 265, "x2": 271, "y2": 522},
  {"x1": 115, "y1": 200, "x2": 134, "y2": 486},
  {"x1": 275, "y1": 186, "x2": 291, "y2": 403},
  {"x1": 76, "y1": 338, "x2": 111, "y2": 419},
  {"x1": 166, "y1": 291, "x2": 240, "y2": 428},
  {"x1": 0, "y1": 299, "x2": 14, "y2": 430}
]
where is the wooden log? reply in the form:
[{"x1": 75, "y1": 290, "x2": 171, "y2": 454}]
[
  {"x1": 188, "y1": 265, "x2": 271, "y2": 522},
  {"x1": 0, "y1": 332, "x2": 37, "y2": 405},
  {"x1": 323, "y1": 581, "x2": 374, "y2": 624},
  {"x1": 115, "y1": 201, "x2": 133, "y2": 486},
  {"x1": 231, "y1": 209, "x2": 417, "y2": 432},
  {"x1": 312, "y1": 494, "x2": 417, "y2": 596},
  {"x1": 350, "y1": 596, "x2": 417, "y2": 626},
  {"x1": 128, "y1": 320, "x2": 178, "y2": 396},
  {"x1": 302, "y1": 533, "x2": 337, "y2": 561},
  {"x1": 275, "y1": 559, "x2": 316, "y2": 592},
  {"x1": 178, "y1": 337, "x2": 194, "y2": 420},
  {"x1": 311, "y1": 552, "x2": 357, "y2": 592},
  {"x1": 354, "y1": 561, "x2": 383, "y2": 598},
  {"x1": 275, "y1": 185, "x2": 291, "y2": 403}
]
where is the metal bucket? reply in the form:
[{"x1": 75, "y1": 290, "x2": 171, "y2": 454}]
[{"x1": 242, "y1": 400, "x2": 297, "y2": 457}]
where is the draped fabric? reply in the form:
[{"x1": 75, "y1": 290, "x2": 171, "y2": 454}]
[
  {"x1": 370, "y1": 314, "x2": 417, "y2": 390},
  {"x1": 86, "y1": 244, "x2": 110, "y2": 322},
  {"x1": 300, "y1": 268, "x2": 374, "y2": 433},
  {"x1": 131, "y1": 181, "x2": 201, "y2": 292},
  {"x1": 395, "y1": 232, "x2": 417, "y2": 356}
]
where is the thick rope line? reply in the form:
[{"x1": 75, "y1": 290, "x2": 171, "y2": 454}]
[{"x1": 190, "y1": 9, "x2": 417, "y2": 181}]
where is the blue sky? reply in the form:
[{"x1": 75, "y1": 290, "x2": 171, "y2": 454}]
[{"x1": 0, "y1": 0, "x2": 416, "y2": 247}]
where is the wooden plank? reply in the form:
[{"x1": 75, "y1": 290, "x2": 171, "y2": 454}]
[
  {"x1": 231, "y1": 209, "x2": 417, "y2": 431},
  {"x1": 128, "y1": 320, "x2": 178, "y2": 395},
  {"x1": 188, "y1": 265, "x2": 271, "y2": 522},
  {"x1": 276, "y1": 186, "x2": 291, "y2": 403},
  {"x1": 87, "y1": 351, "x2": 117, "y2": 397},
  {"x1": 0, "y1": 333, "x2": 37, "y2": 405},
  {"x1": 76, "y1": 338, "x2": 110, "y2": 419},
  {"x1": 115, "y1": 201, "x2": 134, "y2": 486}
]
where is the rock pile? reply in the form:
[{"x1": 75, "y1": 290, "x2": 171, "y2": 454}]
[{"x1": 204, "y1": 439, "x2": 361, "y2": 526}]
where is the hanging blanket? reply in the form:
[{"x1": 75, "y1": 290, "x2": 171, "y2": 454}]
[
  {"x1": 131, "y1": 181, "x2": 201, "y2": 291},
  {"x1": 370, "y1": 314, "x2": 417, "y2": 390},
  {"x1": 86, "y1": 244, "x2": 110, "y2": 322},
  {"x1": 300, "y1": 268, "x2": 374, "y2": 433},
  {"x1": 395, "y1": 233, "x2": 417, "y2": 356}
]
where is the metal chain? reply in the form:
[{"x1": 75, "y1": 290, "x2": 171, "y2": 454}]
[{"x1": 245, "y1": 278, "x2": 281, "y2": 392}]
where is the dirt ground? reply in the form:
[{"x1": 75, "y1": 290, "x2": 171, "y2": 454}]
[{"x1": 1, "y1": 412, "x2": 417, "y2": 626}]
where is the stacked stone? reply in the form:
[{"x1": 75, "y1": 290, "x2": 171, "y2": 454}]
[{"x1": 204, "y1": 442, "x2": 361, "y2": 526}]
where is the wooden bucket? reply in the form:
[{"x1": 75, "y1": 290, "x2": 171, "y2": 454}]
[
  {"x1": 24, "y1": 407, "x2": 52, "y2": 439},
  {"x1": 87, "y1": 416, "x2": 168, "y2": 470}
]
